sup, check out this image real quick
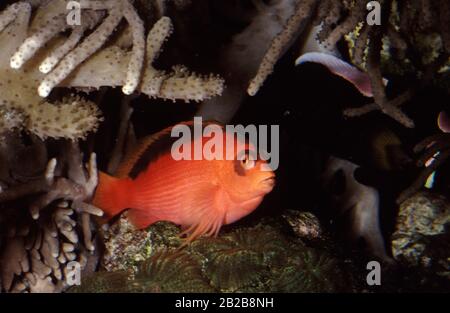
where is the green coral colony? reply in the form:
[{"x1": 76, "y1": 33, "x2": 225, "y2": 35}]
[{"x1": 72, "y1": 217, "x2": 350, "y2": 293}]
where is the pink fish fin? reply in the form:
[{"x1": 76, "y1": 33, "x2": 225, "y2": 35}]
[
  {"x1": 295, "y1": 52, "x2": 388, "y2": 98},
  {"x1": 438, "y1": 111, "x2": 450, "y2": 133},
  {"x1": 179, "y1": 184, "x2": 228, "y2": 247}
]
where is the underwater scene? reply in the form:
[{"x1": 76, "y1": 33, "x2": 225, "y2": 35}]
[{"x1": 0, "y1": 0, "x2": 449, "y2": 295}]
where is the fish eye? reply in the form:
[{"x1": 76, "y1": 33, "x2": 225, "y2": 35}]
[{"x1": 241, "y1": 157, "x2": 256, "y2": 170}]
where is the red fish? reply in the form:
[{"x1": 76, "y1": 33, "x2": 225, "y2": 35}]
[{"x1": 93, "y1": 121, "x2": 276, "y2": 243}]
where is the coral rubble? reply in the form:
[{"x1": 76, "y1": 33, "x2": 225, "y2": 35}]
[{"x1": 392, "y1": 191, "x2": 450, "y2": 282}]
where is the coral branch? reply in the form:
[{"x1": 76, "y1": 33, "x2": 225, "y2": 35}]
[
  {"x1": 323, "y1": 2, "x2": 366, "y2": 49},
  {"x1": 39, "y1": 11, "x2": 104, "y2": 74},
  {"x1": 0, "y1": 3, "x2": 103, "y2": 141},
  {"x1": 121, "y1": 0, "x2": 146, "y2": 95},
  {"x1": 10, "y1": 13, "x2": 69, "y2": 69},
  {"x1": 343, "y1": 90, "x2": 414, "y2": 118},
  {"x1": 247, "y1": 0, "x2": 318, "y2": 96},
  {"x1": 365, "y1": 27, "x2": 414, "y2": 128},
  {"x1": 62, "y1": 17, "x2": 224, "y2": 102},
  {"x1": 28, "y1": 96, "x2": 103, "y2": 140},
  {"x1": 0, "y1": 2, "x2": 29, "y2": 33},
  {"x1": 38, "y1": 6, "x2": 123, "y2": 97}
]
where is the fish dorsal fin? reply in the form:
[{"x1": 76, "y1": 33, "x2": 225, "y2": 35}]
[
  {"x1": 115, "y1": 120, "x2": 223, "y2": 179},
  {"x1": 114, "y1": 124, "x2": 176, "y2": 178}
]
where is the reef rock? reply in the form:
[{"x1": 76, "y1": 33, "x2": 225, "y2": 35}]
[
  {"x1": 282, "y1": 210, "x2": 322, "y2": 240},
  {"x1": 100, "y1": 211, "x2": 182, "y2": 273},
  {"x1": 75, "y1": 213, "x2": 356, "y2": 292},
  {"x1": 392, "y1": 191, "x2": 450, "y2": 280}
]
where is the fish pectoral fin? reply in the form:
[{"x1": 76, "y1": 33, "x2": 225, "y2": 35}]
[
  {"x1": 179, "y1": 185, "x2": 228, "y2": 246},
  {"x1": 179, "y1": 215, "x2": 224, "y2": 247}
]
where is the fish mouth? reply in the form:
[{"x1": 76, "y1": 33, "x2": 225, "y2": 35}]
[{"x1": 260, "y1": 176, "x2": 276, "y2": 191}]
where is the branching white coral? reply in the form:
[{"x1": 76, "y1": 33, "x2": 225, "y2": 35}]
[
  {"x1": 0, "y1": 56, "x2": 103, "y2": 140},
  {"x1": 6, "y1": 0, "x2": 145, "y2": 96},
  {"x1": 62, "y1": 16, "x2": 225, "y2": 102},
  {"x1": 10, "y1": 10, "x2": 70, "y2": 69},
  {"x1": 27, "y1": 96, "x2": 103, "y2": 140},
  {"x1": 0, "y1": 1, "x2": 103, "y2": 140},
  {"x1": 38, "y1": 10, "x2": 104, "y2": 74},
  {"x1": 3, "y1": 0, "x2": 223, "y2": 101},
  {"x1": 121, "y1": 0, "x2": 146, "y2": 94},
  {"x1": 0, "y1": 3, "x2": 27, "y2": 33},
  {"x1": 0, "y1": 0, "x2": 224, "y2": 133},
  {"x1": 36, "y1": 4, "x2": 124, "y2": 97}
]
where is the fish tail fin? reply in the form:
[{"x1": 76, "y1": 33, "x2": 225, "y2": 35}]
[{"x1": 92, "y1": 171, "x2": 130, "y2": 218}]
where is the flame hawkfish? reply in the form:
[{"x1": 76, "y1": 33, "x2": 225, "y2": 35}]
[{"x1": 93, "y1": 121, "x2": 276, "y2": 243}]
